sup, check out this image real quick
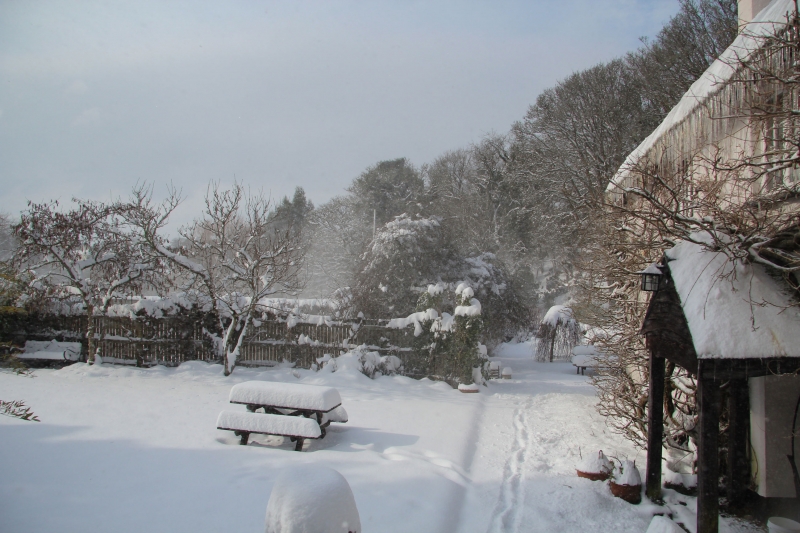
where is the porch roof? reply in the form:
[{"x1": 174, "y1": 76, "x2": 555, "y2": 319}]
[{"x1": 665, "y1": 234, "x2": 800, "y2": 359}]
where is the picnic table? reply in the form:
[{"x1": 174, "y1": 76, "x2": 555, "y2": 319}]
[
  {"x1": 217, "y1": 381, "x2": 348, "y2": 451},
  {"x1": 571, "y1": 345, "x2": 604, "y2": 375}
]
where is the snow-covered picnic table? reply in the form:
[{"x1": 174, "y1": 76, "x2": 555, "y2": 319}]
[
  {"x1": 217, "y1": 381, "x2": 348, "y2": 451},
  {"x1": 571, "y1": 345, "x2": 606, "y2": 375},
  {"x1": 18, "y1": 340, "x2": 82, "y2": 362}
]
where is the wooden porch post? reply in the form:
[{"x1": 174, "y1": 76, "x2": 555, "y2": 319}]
[
  {"x1": 697, "y1": 361, "x2": 721, "y2": 533},
  {"x1": 727, "y1": 378, "x2": 749, "y2": 508},
  {"x1": 646, "y1": 352, "x2": 665, "y2": 501}
]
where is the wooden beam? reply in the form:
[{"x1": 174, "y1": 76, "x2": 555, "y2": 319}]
[
  {"x1": 697, "y1": 357, "x2": 800, "y2": 380},
  {"x1": 697, "y1": 362, "x2": 721, "y2": 533},
  {"x1": 727, "y1": 379, "x2": 749, "y2": 508},
  {"x1": 646, "y1": 353, "x2": 666, "y2": 501}
]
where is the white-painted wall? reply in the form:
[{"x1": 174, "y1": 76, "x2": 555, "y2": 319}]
[
  {"x1": 749, "y1": 374, "x2": 800, "y2": 498},
  {"x1": 739, "y1": 0, "x2": 774, "y2": 30}
]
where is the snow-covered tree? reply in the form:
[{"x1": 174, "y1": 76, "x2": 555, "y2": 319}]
[
  {"x1": 126, "y1": 183, "x2": 305, "y2": 375},
  {"x1": 13, "y1": 199, "x2": 163, "y2": 362}
]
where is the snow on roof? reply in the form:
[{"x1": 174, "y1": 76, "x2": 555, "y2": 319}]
[
  {"x1": 639, "y1": 263, "x2": 664, "y2": 275},
  {"x1": 608, "y1": 0, "x2": 796, "y2": 191},
  {"x1": 665, "y1": 234, "x2": 800, "y2": 359}
]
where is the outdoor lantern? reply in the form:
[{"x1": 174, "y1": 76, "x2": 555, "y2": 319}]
[{"x1": 639, "y1": 263, "x2": 664, "y2": 292}]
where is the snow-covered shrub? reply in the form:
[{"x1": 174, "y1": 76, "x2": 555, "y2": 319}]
[
  {"x1": 380, "y1": 354, "x2": 403, "y2": 375},
  {"x1": 355, "y1": 347, "x2": 382, "y2": 378},
  {"x1": 389, "y1": 284, "x2": 485, "y2": 384},
  {"x1": 534, "y1": 305, "x2": 581, "y2": 362},
  {"x1": 352, "y1": 217, "x2": 527, "y2": 346},
  {"x1": 265, "y1": 465, "x2": 361, "y2": 533}
]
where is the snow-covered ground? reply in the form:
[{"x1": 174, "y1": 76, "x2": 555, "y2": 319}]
[{"x1": 0, "y1": 342, "x2": 759, "y2": 532}]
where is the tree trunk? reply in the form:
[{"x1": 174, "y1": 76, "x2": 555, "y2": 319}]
[{"x1": 85, "y1": 304, "x2": 96, "y2": 364}]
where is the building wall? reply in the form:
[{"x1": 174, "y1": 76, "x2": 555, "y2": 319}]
[{"x1": 749, "y1": 374, "x2": 800, "y2": 498}]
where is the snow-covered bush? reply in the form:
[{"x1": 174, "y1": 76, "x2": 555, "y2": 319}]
[
  {"x1": 534, "y1": 305, "x2": 581, "y2": 362},
  {"x1": 352, "y1": 215, "x2": 527, "y2": 346},
  {"x1": 265, "y1": 465, "x2": 361, "y2": 533},
  {"x1": 318, "y1": 347, "x2": 404, "y2": 379},
  {"x1": 388, "y1": 284, "x2": 485, "y2": 384}
]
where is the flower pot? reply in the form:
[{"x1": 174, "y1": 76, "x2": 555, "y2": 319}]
[
  {"x1": 576, "y1": 450, "x2": 613, "y2": 481},
  {"x1": 609, "y1": 481, "x2": 642, "y2": 504},
  {"x1": 576, "y1": 469, "x2": 610, "y2": 481},
  {"x1": 768, "y1": 517, "x2": 800, "y2": 533}
]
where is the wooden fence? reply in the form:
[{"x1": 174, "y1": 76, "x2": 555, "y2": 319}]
[{"x1": 11, "y1": 314, "x2": 420, "y2": 370}]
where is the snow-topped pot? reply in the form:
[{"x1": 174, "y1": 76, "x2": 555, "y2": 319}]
[
  {"x1": 501, "y1": 367, "x2": 512, "y2": 379},
  {"x1": 458, "y1": 383, "x2": 480, "y2": 393},
  {"x1": 609, "y1": 460, "x2": 642, "y2": 504},
  {"x1": 265, "y1": 465, "x2": 361, "y2": 533},
  {"x1": 576, "y1": 450, "x2": 613, "y2": 481}
]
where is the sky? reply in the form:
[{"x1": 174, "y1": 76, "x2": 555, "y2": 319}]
[{"x1": 0, "y1": 0, "x2": 680, "y2": 231}]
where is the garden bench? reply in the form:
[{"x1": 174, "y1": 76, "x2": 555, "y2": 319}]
[
  {"x1": 218, "y1": 381, "x2": 348, "y2": 450},
  {"x1": 571, "y1": 345, "x2": 605, "y2": 375},
  {"x1": 216, "y1": 410, "x2": 321, "y2": 451},
  {"x1": 19, "y1": 340, "x2": 82, "y2": 362}
]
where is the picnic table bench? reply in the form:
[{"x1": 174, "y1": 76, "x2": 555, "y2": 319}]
[
  {"x1": 571, "y1": 345, "x2": 608, "y2": 375},
  {"x1": 217, "y1": 381, "x2": 348, "y2": 451}
]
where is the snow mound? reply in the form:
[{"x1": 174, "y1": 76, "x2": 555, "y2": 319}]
[
  {"x1": 577, "y1": 450, "x2": 613, "y2": 475},
  {"x1": 265, "y1": 465, "x2": 361, "y2": 533},
  {"x1": 645, "y1": 515, "x2": 686, "y2": 533}
]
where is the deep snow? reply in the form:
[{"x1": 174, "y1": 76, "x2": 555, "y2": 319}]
[{"x1": 0, "y1": 342, "x2": 761, "y2": 532}]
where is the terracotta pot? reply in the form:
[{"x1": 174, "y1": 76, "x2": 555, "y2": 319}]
[
  {"x1": 459, "y1": 388, "x2": 479, "y2": 393},
  {"x1": 576, "y1": 469, "x2": 610, "y2": 481},
  {"x1": 609, "y1": 481, "x2": 642, "y2": 504}
]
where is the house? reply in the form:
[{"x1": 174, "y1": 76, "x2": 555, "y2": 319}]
[{"x1": 607, "y1": 1, "x2": 800, "y2": 532}]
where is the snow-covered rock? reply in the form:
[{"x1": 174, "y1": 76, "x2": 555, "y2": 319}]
[{"x1": 265, "y1": 465, "x2": 361, "y2": 533}]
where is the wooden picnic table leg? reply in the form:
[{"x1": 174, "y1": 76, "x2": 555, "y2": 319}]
[
  {"x1": 235, "y1": 431, "x2": 250, "y2": 445},
  {"x1": 315, "y1": 412, "x2": 326, "y2": 438},
  {"x1": 295, "y1": 437, "x2": 305, "y2": 452}
]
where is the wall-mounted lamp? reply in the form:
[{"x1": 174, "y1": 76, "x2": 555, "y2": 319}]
[{"x1": 639, "y1": 263, "x2": 664, "y2": 292}]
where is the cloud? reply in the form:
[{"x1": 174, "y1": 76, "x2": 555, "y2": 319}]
[
  {"x1": 71, "y1": 107, "x2": 102, "y2": 127},
  {"x1": 65, "y1": 80, "x2": 88, "y2": 95}
]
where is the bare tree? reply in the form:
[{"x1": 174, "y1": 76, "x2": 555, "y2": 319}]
[
  {"x1": 13, "y1": 199, "x2": 162, "y2": 362},
  {"x1": 126, "y1": 183, "x2": 305, "y2": 375}
]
